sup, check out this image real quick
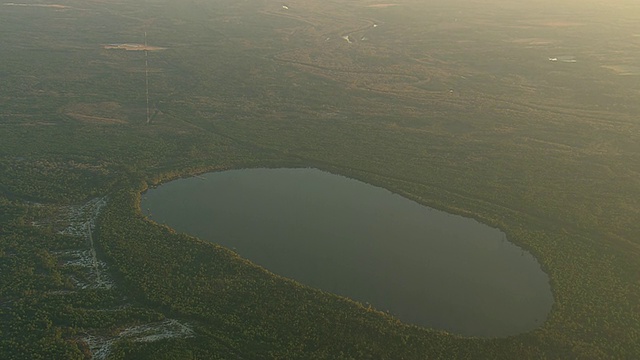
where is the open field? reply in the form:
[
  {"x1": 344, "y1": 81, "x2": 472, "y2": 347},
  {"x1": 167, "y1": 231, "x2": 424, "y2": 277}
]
[{"x1": 1, "y1": 0, "x2": 639, "y2": 358}]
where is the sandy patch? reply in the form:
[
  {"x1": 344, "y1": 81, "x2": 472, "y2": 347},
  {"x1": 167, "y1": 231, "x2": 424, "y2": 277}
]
[
  {"x1": 64, "y1": 102, "x2": 128, "y2": 124},
  {"x1": 367, "y1": 4, "x2": 399, "y2": 8},
  {"x1": 54, "y1": 197, "x2": 115, "y2": 290},
  {"x1": 104, "y1": 43, "x2": 166, "y2": 51},
  {"x1": 83, "y1": 319, "x2": 194, "y2": 360},
  {"x1": 67, "y1": 113, "x2": 127, "y2": 124},
  {"x1": 509, "y1": 38, "x2": 554, "y2": 46},
  {"x1": 539, "y1": 21, "x2": 584, "y2": 27},
  {"x1": 4, "y1": 3, "x2": 69, "y2": 8}
]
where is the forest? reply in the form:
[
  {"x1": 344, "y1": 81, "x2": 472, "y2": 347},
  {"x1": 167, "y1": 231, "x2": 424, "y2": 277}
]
[{"x1": 1, "y1": 0, "x2": 639, "y2": 358}]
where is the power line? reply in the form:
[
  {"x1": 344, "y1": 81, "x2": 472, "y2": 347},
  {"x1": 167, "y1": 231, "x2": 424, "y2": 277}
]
[{"x1": 145, "y1": 31, "x2": 150, "y2": 124}]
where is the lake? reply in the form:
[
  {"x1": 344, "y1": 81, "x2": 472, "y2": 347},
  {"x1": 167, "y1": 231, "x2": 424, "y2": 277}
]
[{"x1": 141, "y1": 168, "x2": 553, "y2": 337}]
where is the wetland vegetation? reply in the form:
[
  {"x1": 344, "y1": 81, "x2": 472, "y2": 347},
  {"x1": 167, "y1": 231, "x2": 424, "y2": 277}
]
[{"x1": 1, "y1": 0, "x2": 639, "y2": 358}]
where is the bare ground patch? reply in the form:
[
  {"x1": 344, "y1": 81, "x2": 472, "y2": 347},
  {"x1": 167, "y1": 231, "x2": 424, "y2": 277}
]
[
  {"x1": 367, "y1": 3, "x2": 399, "y2": 8},
  {"x1": 66, "y1": 113, "x2": 127, "y2": 124},
  {"x1": 104, "y1": 43, "x2": 166, "y2": 51},
  {"x1": 4, "y1": 3, "x2": 70, "y2": 9},
  {"x1": 508, "y1": 38, "x2": 555, "y2": 46},
  {"x1": 539, "y1": 21, "x2": 584, "y2": 27},
  {"x1": 64, "y1": 102, "x2": 129, "y2": 124},
  {"x1": 82, "y1": 319, "x2": 195, "y2": 360}
]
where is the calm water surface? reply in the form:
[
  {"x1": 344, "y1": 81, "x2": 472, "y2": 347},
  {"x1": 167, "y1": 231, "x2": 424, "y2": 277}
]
[{"x1": 142, "y1": 168, "x2": 553, "y2": 337}]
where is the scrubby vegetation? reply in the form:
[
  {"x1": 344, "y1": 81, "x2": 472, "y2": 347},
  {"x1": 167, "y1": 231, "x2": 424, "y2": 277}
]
[{"x1": 1, "y1": 0, "x2": 639, "y2": 358}]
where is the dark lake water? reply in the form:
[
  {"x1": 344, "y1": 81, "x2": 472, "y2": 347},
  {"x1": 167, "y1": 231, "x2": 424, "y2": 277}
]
[{"x1": 141, "y1": 168, "x2": 553, "y2": 337}]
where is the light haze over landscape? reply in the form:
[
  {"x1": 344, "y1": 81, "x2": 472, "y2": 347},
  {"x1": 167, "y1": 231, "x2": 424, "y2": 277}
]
[{"x1": 0, "y1": 0, "x2": 639, "y2": 359}]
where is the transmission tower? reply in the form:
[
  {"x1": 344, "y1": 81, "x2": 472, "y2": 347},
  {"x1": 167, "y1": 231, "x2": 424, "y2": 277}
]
[{"x1": 145, "y1": 31, "x2": 150, "y2": 124}]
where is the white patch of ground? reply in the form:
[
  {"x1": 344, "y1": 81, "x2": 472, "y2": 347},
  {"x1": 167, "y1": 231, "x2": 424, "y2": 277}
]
[
  {"x1": 44, "y1": 290, "x2": 75, "y2": 295},
  {"x1": 32, "y1": 197, "x2": 195, "y2": 359},
  {"x1": 367, "y1": 4, "x2": 399, "y2": 8},
  {"x1": 4, "y1": 3, "x2": 69, "y2": 8},
  {"x1": 120, "y1": 319, "x2": 195, "y2": 342},
  {"x1": 35, "y1": 198, "x2": 195, "y2": 359},
  {"x1": 83, "y1": 319, "x2": 195, "y2": 360},
  {"x1": 104, "y1": 43, "x2": 166, "y2": 51},
  {"x1": 55, "y1": 197, "x2": 114, "y2": 289},
  {"x1": 548, "y1": 55, "x2": 577, "y2": 63},
  {"x1": 83, "y1": 336, "x2": 114, "y2": 360}
]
